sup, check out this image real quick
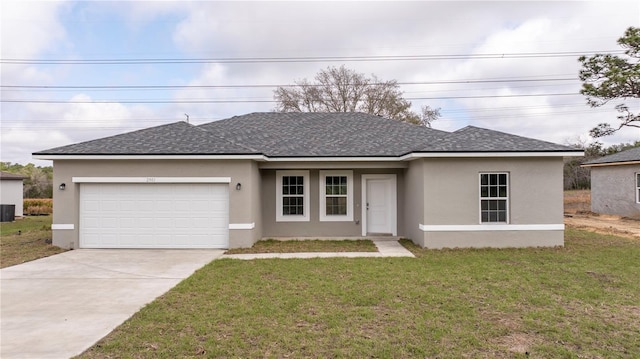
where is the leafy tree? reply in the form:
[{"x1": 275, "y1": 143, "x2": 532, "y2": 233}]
[
  {"x1": 274, "y1": 65, "x2": 440, "y2": 126},
  {"x1": 579, "y1": 26, "x2": 640, "y2": 137},
  {"x1": 0, "y1": 162, "x2": 53, "y2": 198}
]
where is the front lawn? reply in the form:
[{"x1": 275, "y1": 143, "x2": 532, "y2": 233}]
[
  {"x1": 79, "y1": 228, "x2": 640, "y2": 358},
  {"x1": 225, "y1": 239, "x2": 377, "y2": 254},
  {"x1": 0, "y1": 215, "x2": 66, "y2": 268}
]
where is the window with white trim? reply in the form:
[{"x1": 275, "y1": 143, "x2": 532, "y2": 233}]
[
  {"x1": 319, "y1": 170, "x2": 353, "y2": 221},
  {"x1": 276, "y1": 171, "x2": 309, "y2": 222},
  {"x1": 480, "y1": 173, "x2": 509, "y2": 223},
  {"x1": 636, "y1": 173, "x2": 640, "y2": 204}
]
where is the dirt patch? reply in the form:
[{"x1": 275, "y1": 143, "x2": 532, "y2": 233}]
[
  {"x1": 494, "y1": 333, "x2": 539, "y2": 354},
  {"x1": 564, "y1": 190, "x2": 640, "y2": 240},
  {"x1": 564, "y1": 189, "x2": 591, "y2": 214},
  {"x1": 564, "y1": 214, "x2": 640, "y2": 240}
]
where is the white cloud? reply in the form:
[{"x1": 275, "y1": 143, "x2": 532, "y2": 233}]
[{"x1": 0, "y1": 0, "x2": 70, "y2": 86}]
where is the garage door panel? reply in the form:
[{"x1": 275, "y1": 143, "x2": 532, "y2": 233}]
[{"x1": 80, "y1": 183, "x2": 229, "y2": 249}]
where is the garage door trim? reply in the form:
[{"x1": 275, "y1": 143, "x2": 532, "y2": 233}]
[{"x1": 73, "y1": 176, "x2": 231, "y2": 184}]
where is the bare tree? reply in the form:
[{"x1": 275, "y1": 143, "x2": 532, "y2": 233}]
[
  {"x1": 274, "y1": 65, "x2": 439, "y2": 126},
  {"x1": 418, "y1": 105, "x2": 441, "y2": 128}
]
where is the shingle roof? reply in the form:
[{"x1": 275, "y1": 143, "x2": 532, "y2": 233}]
[
  {"x1": 583, "y1": 146, "x2": 640, "y2": 165},
  {"x1": 0, "y1": 171, "x2": 28, "y2": 180},
  {"x1": 34, "y1": 112, "x2": 579, "y2": 157},
  {"x1": 197, "y1": 112, "x2": 449, "y2": 157},
  {"x1": 419, "y1": 126, "x2": 575, "y2": 152},
  {"x1": 33, "y1": 121, "x2": 257, "y2": 155}
]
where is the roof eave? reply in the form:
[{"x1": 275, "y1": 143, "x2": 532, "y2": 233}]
[
  {"x1": 32, "y1": 154, "x2": 267, "y2": 161},
  {"x1": 581, "y1": 160, "x2": 640, "y2": 168},
  {"x1": 34, "y1": 150, "x2": 584, "y2": 161},
  {"x1": 402, "y1": 151, "x2": 584, "y2": 159}
]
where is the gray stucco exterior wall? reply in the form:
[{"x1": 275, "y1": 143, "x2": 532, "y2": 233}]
[
  {"x1": 418, "y1": 157, "x2": 565, "y2": 248},
  {"x1": 591, "y1": 165, "x2": 640, "y2": 219},
  {"x1": 51, "y1": 159, "x2": 262, "y2": 249},
  {"x1": 403, "y1": 160, "x2": 426, "y2": 246},
  {"x1": 49, "y1": 156, "x2": 567, "y2": 250},
  {"x1": 260, "y1": 168, "x2": 405, "y2": 238}
]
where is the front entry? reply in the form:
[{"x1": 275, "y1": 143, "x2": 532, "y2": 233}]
[{"x1": 362, "y1": 174, "x2": 397, "y2": 236}]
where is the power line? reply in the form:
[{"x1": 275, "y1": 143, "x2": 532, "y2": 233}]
[
  {"x1": 0, "y1": 51, "x2": 624, "y2": 65},
  {"x1": 0, "y1": 102, "x2": 601, "y2": 125},
  {"x1": 0, "y1": 92, "x2": 582, "y2": 104},
  {"x1": 1, "y1": 108, "x2": 613, "y2": 130},
  {"x1": 0, "y1": 77, "x2": 579, "y2": 90}
]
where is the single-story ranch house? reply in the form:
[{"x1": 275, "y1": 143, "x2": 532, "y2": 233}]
[
  {"x1": 33, "y1": 112, "x2": 582, "y2": 249},
  {"x1": 582, "y1": 146, "x2": 640, "y2": 219}
]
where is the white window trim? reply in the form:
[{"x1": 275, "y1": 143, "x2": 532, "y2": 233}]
[
  {"x1": 276, "y1": 170, "x2": 310, "y2": 222},
  {"x1": 479, "y1": 172, "x2": 510, "y2": 224},
  {"x1": 319, "y1": 170, "x2": 353, "y2": 222},
  {"x1": 636, "y1": 172, "x2": 640, "y2": 204}
]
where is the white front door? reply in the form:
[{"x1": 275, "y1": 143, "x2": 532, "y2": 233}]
[{"x1": 362, "y1": 174, "x2": 397, "y2": 236}]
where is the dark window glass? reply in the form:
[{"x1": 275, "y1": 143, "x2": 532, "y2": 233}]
[
  {"x1": 282, "y1": 176, "x2": 304, "y2": 215},
  {"x1": 480, "y1": 173, "x2": 508, "y2": 223},
  {"x1": 324, "y1": 176, "x2": 348, "y2": 216}
]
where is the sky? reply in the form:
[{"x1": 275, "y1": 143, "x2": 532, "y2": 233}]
[{"x1": 1, "y1": 0, "x2": 639, "y2": 166}]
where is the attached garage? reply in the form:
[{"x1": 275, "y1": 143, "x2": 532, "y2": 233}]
[{"x1": 76, "y1": 178, "x2": 229, "y2": 249}]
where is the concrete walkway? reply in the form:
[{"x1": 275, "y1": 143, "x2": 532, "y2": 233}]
[
  {"x1": 0, "y1": 249, "x2": 224, "y2": 359},
  {"x1": 222, "y1": 239, "x2": 415, "y2": 259}
]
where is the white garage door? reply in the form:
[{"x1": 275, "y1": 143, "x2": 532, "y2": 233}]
[{"x1": 79, "y1": 183, "x2": 228, "y2": 249}]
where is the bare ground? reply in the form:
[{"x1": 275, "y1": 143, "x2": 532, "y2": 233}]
[{"x1": 564, "y1": 190, "x2": 640, "y2": 240}]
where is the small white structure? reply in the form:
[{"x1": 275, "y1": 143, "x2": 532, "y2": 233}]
[{"x1": 0, "y1": 171, "x2": 27, "y2": 217}]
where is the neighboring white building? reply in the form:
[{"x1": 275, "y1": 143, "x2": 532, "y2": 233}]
[
  {"x1": 582, "y1": 147, "x2": 640, "y2": 219},
  {"x1": 0, "y1": 171, "x2": 27, "y2": 217}
]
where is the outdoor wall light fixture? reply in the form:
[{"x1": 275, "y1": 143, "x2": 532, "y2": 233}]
[
  {"x1": 59, "y1": 183, "x2": 66, "y2": 190},
  {"x1": 236, "y1": 183, "x2": 242, "y2": 190}
]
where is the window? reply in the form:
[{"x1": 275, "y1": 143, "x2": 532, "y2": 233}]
[
  {"x1": 636, "y1": 173, "x2": 640, "y2": 204},
  {"x1": 480, "y1": 173, "x2": 509, "y2": 223},
  {"x1": 319, "y1": 171, "x2": 353, "y2": 221},
  {"x1": 276, "y1": 171, "x2": 309, "y2": 222}
]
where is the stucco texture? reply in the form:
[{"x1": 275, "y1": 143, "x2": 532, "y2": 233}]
[
  {"x1": 591, "y1": 165, "x2": 640, "y2": 219},
  {"x1": 50, "y1": 156, "x2": 566, "y2": 249}
]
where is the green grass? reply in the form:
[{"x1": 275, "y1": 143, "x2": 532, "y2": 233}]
[
  {"x1": 0, "y1": 215, "x2": 66, "y2": 268},
  {"x1": 225, "y1": 239, "x2": 377, "y2": 254},
  {"x1": 78, "y1": 228, "x2": 640, "y2": 358}
]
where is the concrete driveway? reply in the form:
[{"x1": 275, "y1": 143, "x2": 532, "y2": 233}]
[{"x1": 0, "y1": 249, "x2": 224, "y2": 359}]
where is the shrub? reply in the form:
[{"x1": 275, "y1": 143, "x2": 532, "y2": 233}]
[{"x1": 23, "y1": 198, "x2": 53, "y2": 215}]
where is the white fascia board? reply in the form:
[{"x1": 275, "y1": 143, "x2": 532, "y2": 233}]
[
  {"x1": 35, "y1": 152, "x2": 583, "y2": 161},
  {"x1": 265, "y1": 156, "x2": 400, "y2": 162},
  {"x1": 419, "y1": 224, "x2": 565, "y2": 232},
  {"x1": 581, "y1": 160, "x2": 640, "y2": 168},
  {"x1": 402, "y1": 151, "x2": 583, "y2": 160},
  {"x1": 33, "y1": 154, "x2": 266, "y2": 160},
  {"x1": 72, "y1": 177, "x2": 231, "y2": 183}
]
